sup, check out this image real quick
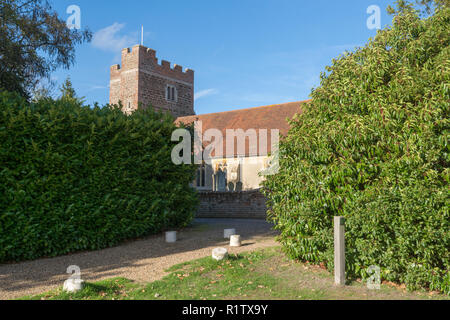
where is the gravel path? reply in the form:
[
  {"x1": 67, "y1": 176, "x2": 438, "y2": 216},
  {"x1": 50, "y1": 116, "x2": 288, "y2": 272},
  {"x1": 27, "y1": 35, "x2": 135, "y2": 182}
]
[{"x1": 0, "y1": 218, "x2": 279, "y2": 300}]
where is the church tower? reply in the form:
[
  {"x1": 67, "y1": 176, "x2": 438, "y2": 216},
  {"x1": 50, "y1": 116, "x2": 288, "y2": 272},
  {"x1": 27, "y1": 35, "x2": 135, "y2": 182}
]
[{"x1": 109, "y1": 45, "x2": 195, "y2": 117}]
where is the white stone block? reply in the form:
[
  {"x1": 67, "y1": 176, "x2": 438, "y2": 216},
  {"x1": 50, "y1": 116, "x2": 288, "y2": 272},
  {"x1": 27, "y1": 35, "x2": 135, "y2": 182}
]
[
  {"x1": 224, "y1": 228, "x2": 236, "y2": 239},
  {"x1": 212, "y1": 247, "x2": 228, "y2": 261},
  {"x1": 230, "y1": 235, "x2": 241, "y2": 247},
  {"x1": 165, "y1": 231, "x2": 177, "y2": 243},
  {"x1": 63, "y1": 279, "x2": 84, "y2": 293}
]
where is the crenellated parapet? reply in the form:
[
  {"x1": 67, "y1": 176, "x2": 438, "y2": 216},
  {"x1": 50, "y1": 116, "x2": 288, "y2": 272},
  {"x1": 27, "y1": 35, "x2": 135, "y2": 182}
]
[
  {"x1": 109, "y1": 44, "x2": 195, "y2": 118},
  {"x1": 111, "y1": 45, "x2": 194, "y2": 84},
  {"x1": 110, "y1": 64, "x2": 121, "y2": 80}
]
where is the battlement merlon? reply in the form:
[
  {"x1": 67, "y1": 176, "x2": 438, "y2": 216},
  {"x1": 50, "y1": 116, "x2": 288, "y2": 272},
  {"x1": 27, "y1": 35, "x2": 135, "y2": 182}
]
[
  {"x1": 110, "y1": 64, "x2": 121, "y2": 76},
  {"x1": 112, "y1": 45, "x2": 194, "y2": 83}
]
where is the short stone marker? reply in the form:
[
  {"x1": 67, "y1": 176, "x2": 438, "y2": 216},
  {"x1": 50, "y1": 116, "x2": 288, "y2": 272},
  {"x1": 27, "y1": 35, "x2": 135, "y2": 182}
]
[
  {"x1": 63, "y1": 265, "x2": 84, "y2": 293},
  {"x1": 230, "y1": 235, "x2": 241, "y2": 247},
  {"x1": 63, "y1": 278, "x2": 84, "y2": 293},
  {"x1": 224, "y1": 228, "x2": 236, "y2": 239},
  {"x1": 212, "y1": 247, "x2": 228, "y2": 261},
  {"x1": 165, "y1": 231, "x2": 177, "y2": 243}
]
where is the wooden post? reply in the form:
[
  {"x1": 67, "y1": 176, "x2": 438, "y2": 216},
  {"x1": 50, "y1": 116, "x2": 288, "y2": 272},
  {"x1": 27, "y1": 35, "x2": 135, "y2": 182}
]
[{"x1": 334, "y1": 216, "x2": 346, "y2": 286}]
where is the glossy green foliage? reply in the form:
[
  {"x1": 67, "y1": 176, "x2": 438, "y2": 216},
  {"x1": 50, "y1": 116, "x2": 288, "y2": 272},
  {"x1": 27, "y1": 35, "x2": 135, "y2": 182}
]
[
  {"x1": 0, "y1": 92, "x2": 198, "y2": 262},
  {"x1": 262, "y1": 5, "x2": 449, "y2": 293}
]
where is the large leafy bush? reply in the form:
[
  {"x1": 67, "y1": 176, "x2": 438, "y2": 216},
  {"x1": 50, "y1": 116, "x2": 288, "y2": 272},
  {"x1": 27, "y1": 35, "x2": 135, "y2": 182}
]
[
  {"x1": 262, "y1": 4, "x2": 449, "y2": 293},
  {"x1": 0, "y1": 92, "x2": 198, "y2": 262}
]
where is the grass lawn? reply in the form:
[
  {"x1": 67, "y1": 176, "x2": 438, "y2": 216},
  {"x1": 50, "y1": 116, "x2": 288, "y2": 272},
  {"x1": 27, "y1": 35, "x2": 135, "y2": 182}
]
[{"x1": 19, "y1": 247, "x2": 449, "y2": 300}]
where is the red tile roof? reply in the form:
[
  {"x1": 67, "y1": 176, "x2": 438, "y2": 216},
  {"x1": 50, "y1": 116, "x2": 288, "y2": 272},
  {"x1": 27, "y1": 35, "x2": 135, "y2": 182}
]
[{"x1": 175, "y1": 100, "x2": 309, "y2": 158}]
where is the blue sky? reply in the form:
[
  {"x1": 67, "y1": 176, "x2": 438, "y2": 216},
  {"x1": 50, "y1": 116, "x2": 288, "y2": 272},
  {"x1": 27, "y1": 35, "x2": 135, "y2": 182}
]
[{"x1": 50, "y1": 0, "x2": 394, "y2": 115}]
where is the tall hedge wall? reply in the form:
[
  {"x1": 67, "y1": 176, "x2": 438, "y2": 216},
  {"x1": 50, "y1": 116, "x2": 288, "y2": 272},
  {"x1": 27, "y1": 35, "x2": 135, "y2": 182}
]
[
  {"x1": 262, "y1": 5, "x2": 449, "y2": 293},
  {"x1": 0, "y1": 92, "x2": 198, "y2": 262}
]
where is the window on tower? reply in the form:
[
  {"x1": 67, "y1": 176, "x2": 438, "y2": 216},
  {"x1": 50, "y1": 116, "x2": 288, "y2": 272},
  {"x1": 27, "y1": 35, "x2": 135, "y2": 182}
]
[{"x1": 166, "y1": 85, "x2": 177, "y2": 102}]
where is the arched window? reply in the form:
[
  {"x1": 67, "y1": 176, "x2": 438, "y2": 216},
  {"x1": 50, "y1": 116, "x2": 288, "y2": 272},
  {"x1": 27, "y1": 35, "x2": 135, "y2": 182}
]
[{"x1": 196, "y1": 163, "x2": 206, "y2": 188}]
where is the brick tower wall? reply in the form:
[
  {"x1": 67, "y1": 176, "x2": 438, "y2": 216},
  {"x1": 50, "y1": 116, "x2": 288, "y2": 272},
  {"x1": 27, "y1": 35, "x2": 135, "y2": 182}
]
[{"x1": 109, "y1": 45, "x2": 195, "y2": 117}]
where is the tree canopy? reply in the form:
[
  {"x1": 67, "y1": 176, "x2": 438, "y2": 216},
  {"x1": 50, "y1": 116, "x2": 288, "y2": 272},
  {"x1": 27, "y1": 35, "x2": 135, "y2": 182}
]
[
  {"x1": 58, "y1": 76, "x2": 85, "y2": 105},
  {"x1": 0, "y1": 0, "x2": 91, "y2": 98},
  {"x1": 262, "y1": 1, "x2": 449, "y2": 293}
]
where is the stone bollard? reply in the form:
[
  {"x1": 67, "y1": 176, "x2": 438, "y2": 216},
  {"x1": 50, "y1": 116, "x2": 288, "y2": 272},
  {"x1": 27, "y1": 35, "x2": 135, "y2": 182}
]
[
  {"x1": 63, "y1": 279, "x2": 84, "y2": 293},
  {"x1": 224, "y1": 229, "x2": 236, "y2": 239},
  {"x1": 230, "y1": 235, "x2": 241, "y2": 247},
  {"x1": 212, "y1": 248, "x2": 228, "y2": 261},
  {"x1": 165, "y1": 231, "x2": 177, "y2": 243}
]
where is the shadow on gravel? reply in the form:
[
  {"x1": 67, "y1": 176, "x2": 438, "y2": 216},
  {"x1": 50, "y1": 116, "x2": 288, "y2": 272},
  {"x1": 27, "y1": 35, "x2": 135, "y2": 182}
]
[{"x1": 0, "y1": 218, "x2": 278, "y2": 297}]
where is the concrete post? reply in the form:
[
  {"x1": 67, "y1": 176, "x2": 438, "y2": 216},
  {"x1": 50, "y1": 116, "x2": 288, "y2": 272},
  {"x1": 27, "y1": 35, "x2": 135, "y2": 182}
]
[
  {"x1": 334, "y1": 216, "x2": 346, "y2": 286},
  {"x1": 165, "y1": 231, "x2": 177, "y2": 243},
  {"x1": 224, "y1": 228, "x2": 236, "y2": 239}
]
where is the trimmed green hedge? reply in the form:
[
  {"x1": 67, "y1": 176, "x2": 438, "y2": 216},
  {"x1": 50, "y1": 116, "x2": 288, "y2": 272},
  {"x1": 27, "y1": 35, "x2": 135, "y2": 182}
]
[
  {"x1": 0, "y1": 92, "x2": 198, "y2": 262},
  {"x1": 262, "y1": 5, "x2": 449, "y2": 293}
]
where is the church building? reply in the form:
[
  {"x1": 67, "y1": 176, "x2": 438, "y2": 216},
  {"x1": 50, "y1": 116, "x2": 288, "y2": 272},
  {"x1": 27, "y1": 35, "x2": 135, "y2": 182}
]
[{"x1": 110, "y1": 45, "x2": 307, "y2": 193}]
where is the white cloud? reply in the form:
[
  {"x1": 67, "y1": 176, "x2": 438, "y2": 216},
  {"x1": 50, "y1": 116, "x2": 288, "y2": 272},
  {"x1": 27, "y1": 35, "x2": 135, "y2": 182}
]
[
  {"x1": 194, "y1": 88, "x2": 219, "y2": 101},
  {"x1": 92, "y1": 23, "x2": 136, "y2": 52}
]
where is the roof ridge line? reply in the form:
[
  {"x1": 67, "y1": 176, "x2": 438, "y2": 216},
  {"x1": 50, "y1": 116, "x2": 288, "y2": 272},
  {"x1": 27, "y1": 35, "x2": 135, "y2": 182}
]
[{"x1": 178, "y1": 100, "x2": 311, "y2": 119}]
